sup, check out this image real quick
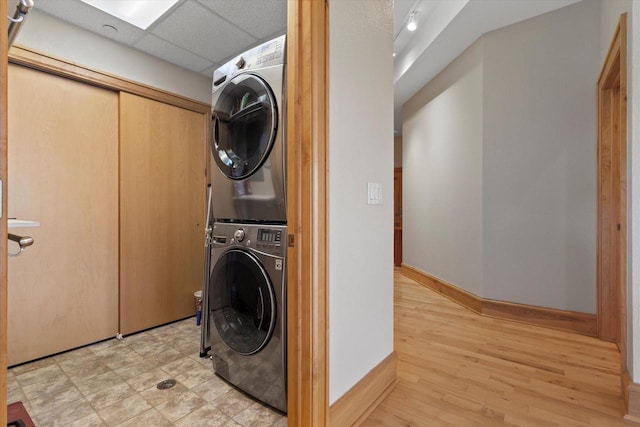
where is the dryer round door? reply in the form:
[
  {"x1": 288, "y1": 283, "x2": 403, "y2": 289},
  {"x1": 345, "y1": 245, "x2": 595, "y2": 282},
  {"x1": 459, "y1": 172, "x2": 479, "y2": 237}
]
[
  {"x1": 211, "y1": 73, "x2": 278, "y2": 180},
  {"x1": 210, "y1": 248, "x2": 277, "y2": 355}
]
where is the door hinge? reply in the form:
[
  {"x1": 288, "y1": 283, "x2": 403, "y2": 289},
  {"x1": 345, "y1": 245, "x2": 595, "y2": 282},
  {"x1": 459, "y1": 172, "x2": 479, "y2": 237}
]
[{"x1": 288, "y1": 234, "x2": 295, "y2": 247}]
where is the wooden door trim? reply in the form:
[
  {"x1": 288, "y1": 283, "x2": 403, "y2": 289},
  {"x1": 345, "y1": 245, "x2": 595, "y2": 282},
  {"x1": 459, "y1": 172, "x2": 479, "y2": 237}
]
[
  {"x1": 1, "y1": 0, "x2": 8, "y2": 423},
  {"x1": 287, "y1": 0, "x2": 329, "y2": 424},
  {"x1": 597, "y1": 11, "x2": 627, "y2": 402},
  {"x1": 8, "y1": 45, "x2": 210, "y2": 113},
  {"x1": 597, "y1": 14, "x2": 627, "y2": 346}
]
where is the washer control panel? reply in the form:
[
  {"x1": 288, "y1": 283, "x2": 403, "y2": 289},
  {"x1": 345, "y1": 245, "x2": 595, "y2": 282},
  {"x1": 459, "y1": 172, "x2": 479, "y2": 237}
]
[
  {"x1": 212, "y1": 223, "x2": 286, "y2": 258},
  {"x1": 233, "y1": 229, "x2": 245, "y2": 242},
  {"x1": 256, "y1": 228, "x2": 282, "y2": 251}
]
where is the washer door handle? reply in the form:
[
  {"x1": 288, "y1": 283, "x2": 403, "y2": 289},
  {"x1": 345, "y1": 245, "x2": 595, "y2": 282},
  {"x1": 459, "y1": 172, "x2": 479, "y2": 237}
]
[{"x1": 256, "y1": 287, "x2": 264, "y2": 331}]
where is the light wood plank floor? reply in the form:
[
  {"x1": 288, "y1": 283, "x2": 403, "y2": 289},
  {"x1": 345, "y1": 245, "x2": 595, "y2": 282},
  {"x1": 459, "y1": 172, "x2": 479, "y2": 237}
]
[{"x1": 363, "y1": 271, "x2": 632, "y2": 426}]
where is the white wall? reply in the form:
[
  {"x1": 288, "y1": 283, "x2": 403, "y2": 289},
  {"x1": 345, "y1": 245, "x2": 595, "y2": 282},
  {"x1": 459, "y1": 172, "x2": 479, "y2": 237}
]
[
  {"x1": 402, "y1": 0, "x2": 600, "y2": 313},
  {"x1": 601, "y1": 0, "x2": 633, "y2": 65},
  {"x1": 13, "y1": 10, "x2": 211, "y2": 103},
  {"x1": 403, "y1": 41, "x2": 484, "y2": 296},
  {"x1": 482, "y1": 0, "x2": 599, "y2": 312},
  {"x1": 329, "y1": 0, "x2": 394, "y2": 404}
]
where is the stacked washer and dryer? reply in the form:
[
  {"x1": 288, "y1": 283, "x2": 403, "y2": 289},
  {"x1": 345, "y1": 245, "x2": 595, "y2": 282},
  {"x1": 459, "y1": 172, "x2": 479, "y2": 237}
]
[{"x1": 201, "y1": 35, "x2": 288, "y2": 413}]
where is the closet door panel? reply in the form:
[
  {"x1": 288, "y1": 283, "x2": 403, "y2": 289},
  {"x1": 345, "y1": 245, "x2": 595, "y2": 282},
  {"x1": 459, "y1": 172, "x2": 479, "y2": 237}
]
[
  {"x1": 7, "y1": 64, "x2": 119, "y2": 365},
  {"x1": 119, "y1": 92, "x2": 205, "y2": 335}
]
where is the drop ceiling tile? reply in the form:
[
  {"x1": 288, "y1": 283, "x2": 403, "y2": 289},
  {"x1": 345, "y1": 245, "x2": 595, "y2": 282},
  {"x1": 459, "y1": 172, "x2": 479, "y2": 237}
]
[
  {"x1": 135, "y1": 34, "x2": 213, "y2": 73},
  {"x1": 34, "y1": 0, "x2": 146, "y2": 46},
  {"x1": 195, "y1": 0, "x2": 286, "y2": 39},
  {"x1": 200, "y1": 64, "x2": 218, "y2": 79},
  {"x1": 151, "y1": 0, "x2": 256, "y2": 63}
]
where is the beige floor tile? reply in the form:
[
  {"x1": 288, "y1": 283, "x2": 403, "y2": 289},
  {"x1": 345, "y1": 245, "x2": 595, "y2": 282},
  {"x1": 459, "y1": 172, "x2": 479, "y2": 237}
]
[
  {"x1": 97, "y1": 394, "x2": 152, "y2": 426},
  {"x1": 190, "y1": 353, "x2": 214, "y2": 368},
  {"x1": 65, "y1": 359, "x2": 113, "y2": 381},
  {"x1": 53, "y1": 346, "x2": 95, "y2": 364},
  {"x1": 114, "y1": 408, "x2": 173, "y2": 427},
  {"x1": 11, "y1": 357, "x2": 57, "y2": 376},
  {"x1": 99, "y1": 349, "x2": 146, "y2": 370},
  {"x1": 232, "y1": 402, "x2": 285, "y2": 427},
  {"x1": 174, "y1": 362, "x2": 216, "y2": 389},
  {"x1": 139, "y1": 381, "x2": 190, "y2": 407},
  {"x1": 28, "y1": 383, "x2": 84, "y2": 415},
  {"x1": 65, "y1": 411, "x2": 107, "y2": 427},
  {"x1": 154, "y1": 390, "x2": 207, "y2": 422},
  {"x1": 113, "y1": 360, "x2": 155, "y2": 380},
  {"x1": 5, "y1": 318, "x2": 286, "y2": 426},
  {"x1": 191, "y1": 377, "x2": 232, "y2": 402},
  {"x1": 57, "y1": 350, "x2": 106, "y2": 373},
  {"x1": 214, "y1": 389, "x2": 257, "y2": 418},
  {"x1": 15, "y1": 364, "x2": 64, "y2": 387},
  {"x1": 6, "y1": 384, "x2": 26, "y2": 405},
  {"x1": 84, "y1": 382, "x2": 138, "y2": 410},
  {"x1": 21, "y1": 373, "x2": 74, "y2": 399},
  {"x1": 88, "y1": 338, "x2": 126, "y2": 354},
  {"x1": 72, "y1": 370, "x2": 125, "y2": 395},
  {"x1": 124, "y1": 368, "x2": 172, "y2": 392},
  {"x1": 144, "y1": 348, "x2": 184, "y2": 367},
  {"x1": 161, "y1": 356, "x2": 203, "y2": 377},
  {"x1": 35, "y1": 397, "x2": 97, "y2": 427},
  {"x1": 174, "y1": 403, "x2": 231, "y2": 427}
]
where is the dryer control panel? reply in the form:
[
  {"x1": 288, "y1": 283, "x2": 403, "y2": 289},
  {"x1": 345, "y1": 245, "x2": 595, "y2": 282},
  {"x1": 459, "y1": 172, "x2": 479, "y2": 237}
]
[{"x1": 212, "y1": 34, "x2": 286, "y2": 92}]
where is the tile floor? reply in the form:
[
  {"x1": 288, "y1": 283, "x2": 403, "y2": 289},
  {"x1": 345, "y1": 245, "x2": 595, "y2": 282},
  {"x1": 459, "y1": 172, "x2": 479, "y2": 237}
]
[{"x1": 6, "y1": 318, "x2": 287, "y2": 426}]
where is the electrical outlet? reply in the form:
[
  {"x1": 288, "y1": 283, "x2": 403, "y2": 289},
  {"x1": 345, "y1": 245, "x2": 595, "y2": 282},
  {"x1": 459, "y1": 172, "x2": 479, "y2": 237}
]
[{"x1": 367, "y1": 182, "x2": 382, "y2": 205}]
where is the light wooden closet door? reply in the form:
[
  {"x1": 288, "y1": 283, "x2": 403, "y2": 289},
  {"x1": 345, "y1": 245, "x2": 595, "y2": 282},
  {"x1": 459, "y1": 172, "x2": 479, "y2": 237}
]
[
  {"x1": 7, "y1": 65, "x2": 119, "y2": 365},
  {"x1": 120, "y1": 92, "x2": 206, "y2": 335}
]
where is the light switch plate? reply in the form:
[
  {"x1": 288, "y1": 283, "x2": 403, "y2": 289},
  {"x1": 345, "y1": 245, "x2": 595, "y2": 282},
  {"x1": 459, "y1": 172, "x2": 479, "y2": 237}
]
[{"x1": 367, "y1": 182, "x2": 382, "y2": 205}]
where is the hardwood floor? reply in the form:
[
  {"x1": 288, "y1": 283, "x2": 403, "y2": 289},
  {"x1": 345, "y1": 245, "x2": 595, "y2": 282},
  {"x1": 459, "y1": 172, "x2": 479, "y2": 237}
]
[{"x1": 363, "y1": 271, "x2": 631, "y2": 426}]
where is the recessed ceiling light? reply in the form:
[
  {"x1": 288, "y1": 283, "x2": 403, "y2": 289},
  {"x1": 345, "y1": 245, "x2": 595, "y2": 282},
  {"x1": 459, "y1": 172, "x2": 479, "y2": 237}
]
[
  {"x1": 407, "y1": 12, "x2": 417, "y2": 32},
  {"x1": 102, "y1": 24, "x2": 118, "y2": 34},
  {"x1": 79, "y1": 0, "x2": 179, "y2": 30}
]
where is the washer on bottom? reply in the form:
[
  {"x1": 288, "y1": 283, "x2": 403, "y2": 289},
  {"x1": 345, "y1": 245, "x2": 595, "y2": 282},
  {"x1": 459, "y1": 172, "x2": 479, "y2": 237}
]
[{"x1": 208, "y1": 222, "x2": 287, "y2": 413}]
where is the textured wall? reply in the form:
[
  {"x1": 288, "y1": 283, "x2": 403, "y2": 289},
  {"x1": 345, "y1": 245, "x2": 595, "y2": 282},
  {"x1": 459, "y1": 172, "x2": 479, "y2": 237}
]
[
  {"x1": 329, "y1": 0, "x2": 395, "y2": 404},
  {"x1": 402, "y1": 0, "x2": 600, "y2": 313},
  {"x1": 403, "y1": 41, "x2": 484, "y2": 297},
  {"x1": 481, "y1": 0, "x2": 599, "y2": 312}
]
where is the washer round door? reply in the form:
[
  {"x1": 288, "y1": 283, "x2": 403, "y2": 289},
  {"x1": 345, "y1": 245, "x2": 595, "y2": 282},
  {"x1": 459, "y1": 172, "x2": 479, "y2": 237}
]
[
  {"x1": 210, "y1": 248, "x2": 276, "y2": 355},
  {"x1": 211, "y1": 73, "x2": 277, "y2": 180}
]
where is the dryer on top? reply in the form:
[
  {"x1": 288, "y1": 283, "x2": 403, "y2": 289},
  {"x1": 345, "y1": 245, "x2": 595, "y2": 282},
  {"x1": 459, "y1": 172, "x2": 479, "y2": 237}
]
[{"x1": 210, "y1": 35, "x2": 286, "y2": 224}]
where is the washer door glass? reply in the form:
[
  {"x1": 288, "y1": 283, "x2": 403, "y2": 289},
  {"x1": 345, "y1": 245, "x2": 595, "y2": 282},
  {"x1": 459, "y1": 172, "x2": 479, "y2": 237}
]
[
  {"x1": 211, "y1": 74, "x2": 277, "y2": 180},
  {"x1": 210, "y1": 249, "x2": 276, "y2": 355}
]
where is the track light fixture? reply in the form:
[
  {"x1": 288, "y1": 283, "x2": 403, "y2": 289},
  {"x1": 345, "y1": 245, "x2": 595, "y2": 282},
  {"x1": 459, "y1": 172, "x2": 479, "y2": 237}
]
[{"x1": 407, "y1": 11, "x2": 417, "y2": 32}]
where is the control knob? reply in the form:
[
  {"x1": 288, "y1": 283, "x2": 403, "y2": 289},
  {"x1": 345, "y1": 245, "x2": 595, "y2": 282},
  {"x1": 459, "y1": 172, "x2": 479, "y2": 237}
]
[
  {"x1": 236, "y1": 57, "x2": 246, "y2": 69},
  {"x1": 234, "y1": 229, "x2": 245, "y2": 242}
]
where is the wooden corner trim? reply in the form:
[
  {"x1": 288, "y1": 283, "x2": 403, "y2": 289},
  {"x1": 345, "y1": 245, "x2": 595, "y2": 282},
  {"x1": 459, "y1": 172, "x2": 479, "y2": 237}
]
[
  {"x1": 401, "y1": 264, "x2": 482, "y2": 313},
  {"x1": 624, "y1": 370, "x2": 640, "y2": 421},
  {"x1": 401, "y1": 264, "x2": 597, "y2": 337},
  {"x1": 8, "y1": 45, "x2": 211, "y2": 114},
  {"x1": 329, "y1": 352, "x2": 398, "y2": 427}
]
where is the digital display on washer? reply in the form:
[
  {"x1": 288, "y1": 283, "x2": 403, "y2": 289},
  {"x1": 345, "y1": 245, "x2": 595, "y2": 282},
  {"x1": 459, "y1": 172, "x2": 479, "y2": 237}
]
[{"x1": 258, "y1": 229, "x2": 281, "y2": 244}]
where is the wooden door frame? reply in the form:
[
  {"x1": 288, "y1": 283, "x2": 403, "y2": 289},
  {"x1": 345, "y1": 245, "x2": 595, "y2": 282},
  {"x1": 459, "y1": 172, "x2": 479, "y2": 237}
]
[
  {"x1": 286, "y1": 0, "x2": 330, "y2": 424},
  {"x1": 0, "y1": 0, "x2": 332, "y2": 423},
  {"x1": 597, "y1": 12, "x2": 627, "y2": 382},
  {"x1": 0, "y1": 0, "x2": 7, "y2": 423}
]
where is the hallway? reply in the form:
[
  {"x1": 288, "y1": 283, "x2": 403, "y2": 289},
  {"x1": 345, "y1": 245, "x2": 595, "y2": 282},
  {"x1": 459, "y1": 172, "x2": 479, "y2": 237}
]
[{"x1": 363, "y1": 271, "x2": 629, "y2": 426}]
